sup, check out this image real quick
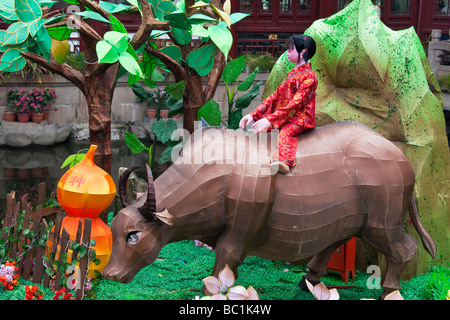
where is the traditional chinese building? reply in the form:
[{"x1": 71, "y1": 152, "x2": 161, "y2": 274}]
[{"x1": 231, "y1": 0, "x2": 450, "y2": 57}]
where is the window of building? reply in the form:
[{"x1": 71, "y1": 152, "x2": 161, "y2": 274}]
[
  {"x1": 338, "y1": 0, "x2": 382, "y2": 10},
  {"x1": 436, "y1": 0, "x2": 450, "y2": 16},
  {"x1": 259, "y1": 0, "x2": 272, "y2": 13},
  {"x1": 280, "y1": 0, "x2": 310, "y2": 14},
  {"x1": 389, "y1": 0, "x2": 410, "y2": 15},
  {"x1": 240, "y1": 0, "x2": 253, "y2": 13}
]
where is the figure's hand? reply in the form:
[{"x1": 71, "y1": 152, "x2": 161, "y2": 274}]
[
  {"x1": 239, "y1": 114, "x2": 254, "y2": 129},
  {"x1": 252, "y1": 118, "x2": 272, "y2": 133}
]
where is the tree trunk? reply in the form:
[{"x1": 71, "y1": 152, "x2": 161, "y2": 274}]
[
  {"x1": 183, "y1": 69, "x2": 205, "y2": 133},
  {"x1": 83, "y1": 65, "x2": 119, "y2": 174}
]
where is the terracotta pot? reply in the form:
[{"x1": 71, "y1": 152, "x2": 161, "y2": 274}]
[
  {"x1": 160, "y1": 109, "x2": 169, "y2": 118},
  {"x1": 3, "y1": 168, "x2": 15, "y2": 178},
  {"x1": 16, "y1": 168, "x2": 30, "y2": 179},
  {"x1": 146, "y1": 108, "x2": 156, "y2": 118},
  {"x1": 31, "y1": 112, "x2": 44, "y2": 123},
  {"x1": 31, "y1": 167, "x2": 43, "y2": 177},
  {"x1": 17, "y1": 113, "x2": 30, "y2": 123},
  {"x1": 3, "y1": 111, "x2": 16, "y2": 122},
  {"x1": 43, "y1": 111, "x2": 50, "y2": 120}
]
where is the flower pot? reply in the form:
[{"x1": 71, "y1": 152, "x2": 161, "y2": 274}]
[
  {"x1": 160, "y1": 109, "x2": 169, "y2": 118},
  {"x1": 17, "y1": 113, "x2": 30, "y2": 123},
  {"x1": 43, "y1": 111, "x2": 50, "y2": 120},
  {"x1": 16, "y1": 168, "x2": 30, "y2": 179},
  {"x1": 146, "y1": 108, "x2": 156, "y2": 118},
  {"x1": 3, "y1": 111, "x2": 16, "y2": 122},
  {"x1": 3, "y1": 168, "x2": 15, "y2": 178},
  {"x1": 31, "y1": 112, "x2": 44, "y2": 123}
]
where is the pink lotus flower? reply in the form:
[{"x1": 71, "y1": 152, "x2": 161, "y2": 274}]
[{"x1": 203, "y1": 265, "x2": 258, "y2": 300}]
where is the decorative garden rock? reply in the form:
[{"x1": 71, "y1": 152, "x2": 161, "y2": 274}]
[
  {"x1": 103, "y1": 122, "x2": 437, "y2": 300},
  {"x1": 0, "y1": 121, "x2": 72, "y2": 147}
]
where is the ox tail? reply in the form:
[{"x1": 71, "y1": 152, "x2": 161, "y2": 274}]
[{"x1": 409, "y1": 196, "x2": 437, "y2": 259}]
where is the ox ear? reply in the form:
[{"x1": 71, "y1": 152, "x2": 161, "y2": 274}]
[{"x1": 154, "y1": 208, "x2": 174, "y2": 226}]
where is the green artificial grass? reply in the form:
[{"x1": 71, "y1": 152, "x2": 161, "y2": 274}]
[
  {"x1": 1, "y1": 238, "x2": 449, "y2": 301},
  {"x1": 91, "y1": 240, "x2": 449, "y2": 300}
]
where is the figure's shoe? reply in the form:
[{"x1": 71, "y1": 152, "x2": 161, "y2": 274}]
[{"x1": 269, "y1": 161, "x2": 290, "y2": 174}]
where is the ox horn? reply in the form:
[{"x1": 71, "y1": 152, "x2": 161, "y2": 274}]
[
  {"x1": 118, "y1": 166, "x2": 142, "y2": 207},
  {"x1": 139, "y1": 163, "x2": 157, "y2": 220}
]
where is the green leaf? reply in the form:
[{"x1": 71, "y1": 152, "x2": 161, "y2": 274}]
[
  {"x1": 222, "y1": 55, "x2": 246, "y2": 84},
  {"x1": 3, "y1": 22, "x2": 30, "y2": 45},
  {"x1": 158, "y1": 145, "x2": 174, "y2": 164},
  {"x1": 228, "y1": 109, "x2": 243, "y2": 129},
  {"x1": 35, "y1": 22, "x2": 52, "y2": 63},
  {"x1": 186, "y1": 43, "x2": 216, "y2": 76},
  {"x1": 151, "y1": 119, "x2": 178, "y2": 144},
  {"x1": 172, "y1": 27, "x2": 191, "y2": 45},
  {"x1": 238, "y1": 67, "x2": 259, "y2": 91},
  {"x1": 29, "y1": 18, "x2": 44, "y2": 37},
  {"x1": 104, "y1": 31, "x2": 129, "y2": 52},
  {"x1": 235, "y1": 81, "x2": 263, "y2": 109},
  {"x1": 130, "y1": 83, "x2": 149, "y2": 101},
  {"x1": 198, "y1": 99, "x2": 221, "y2": 126},
  {"x1": 191, "y1": 24, "x2": 209, "y2": 38},
  {"x1": 208, "y1": 24, "x2": 232, "y2": 58},
  {"x1": 125, "y1": 131, "x2": 149, "y2": 154},
  {"x1": 149, "y1": 29, "x2": 171, "y2": 39},
  {"x1": 74, "y1": 11, "x2": 113, "y2": 24},
  {"x1": 164, "y1": 11, "x2": 191, "y2": 30},
  {"x1": 47, "y1": 25, "x2": 73, "y2": 41},
  {"x1": 229, "y1": 12, "x2": 249, "y2": 25},
  {"x1": 142, "y1": 46, "x2": 156, "y2": 80},
  {"x1": 109, "y1": 13, "x2": 127, "y2": 33},
  {"x1": 96, "y1": 40, "x2": 118, "y2": 63},
  {"x1": 0, "y1": 1, "x2": 18, "y2": 23},
  {"x1": 16, "y1": 0, "x2": 42, "y2": 23},
  {"x1": 155, "y1": 1, "x2": 176, "y2": 21},
  {"x1": 188, "y1": 13, "x2": 217, "y2": 24},
  {"x1": 61, "y1": 153, "x2": 85, "y2": 168},
  {"x1": 165, "y1": 81, "x2": 186, "y2": 100},
  {"x1": 156, "y1": 45, "x2": 181, "y2": 69},
  {"x1": 0, "y1": 48, "x2": 26, "y2": 72},
  {"x1": 118, "y1": 51, "x2": 143, "y2": 77},
  {"x1": 99, "y1": 1, "x2": 131, "y2": 14}
]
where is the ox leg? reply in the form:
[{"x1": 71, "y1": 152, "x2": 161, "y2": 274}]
[
  {"x1": 301, "y1": 239, "x2": 350, "y2": 289},
  {"x1": 202, "y1": 230, "x2": 249, "y2": 296},
  {"x1": 379, "y1": 259, "x2": 406, "y2": 300}
]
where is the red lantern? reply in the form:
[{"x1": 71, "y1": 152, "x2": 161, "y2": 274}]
[{"x1": 56, "y1": 145, "x2": 116, "y2": 278}]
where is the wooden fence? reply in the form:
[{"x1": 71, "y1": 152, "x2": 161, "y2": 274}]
[{"x1": 0, "y1": 182, "x2": 92, "y2": 300}]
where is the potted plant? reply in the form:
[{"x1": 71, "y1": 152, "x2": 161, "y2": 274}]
[
  {"x1": 7, "y1": 89, "x2": 30, "y2": 122},
  {"x1": 30, "y1": 88, "x2": 57, "y2": 122},
  {"x1": 131, "y1": 82, "x2": 185, "y2": 120},
  {"x1": 3, "y1": 94, "x2": 16, "y2": 122}
]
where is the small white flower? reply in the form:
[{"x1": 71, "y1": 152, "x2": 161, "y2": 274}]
[{"x1": 202, "y1": 265, "x2": 249, "y2": 300}]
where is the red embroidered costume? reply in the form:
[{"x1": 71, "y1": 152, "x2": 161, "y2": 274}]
[{"x1": 249, "y1": 62, "x2": 318, "y2": 167}]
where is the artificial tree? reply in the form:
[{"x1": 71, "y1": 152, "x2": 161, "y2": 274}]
[{"x1": 0, "y1": 0, "x2": 248, "y2": 172}]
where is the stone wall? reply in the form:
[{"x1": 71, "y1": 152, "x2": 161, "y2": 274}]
[{"x1": 0, "y1": 72, "x2": 268, "y2": 144}]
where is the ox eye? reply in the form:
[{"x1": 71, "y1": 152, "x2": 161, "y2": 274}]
[{"x1": 127, "y1": 231, "x2": 140, "y2": 244}]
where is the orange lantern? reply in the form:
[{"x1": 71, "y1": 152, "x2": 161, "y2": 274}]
[
  {"x1": 57, "y1": 145, "x2": 116, "y2": 218},
  {"x1": 55, "y1": 145, "x2": 116, "y2": 278}
]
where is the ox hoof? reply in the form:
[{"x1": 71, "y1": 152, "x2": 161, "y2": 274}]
[{"x1": 298, "y1": 276, "x2": 320, "y2": 291}]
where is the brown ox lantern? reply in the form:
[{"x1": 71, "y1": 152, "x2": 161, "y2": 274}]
[{"x1": 102, "y1": 122, "x2": 436, "y2": 300}]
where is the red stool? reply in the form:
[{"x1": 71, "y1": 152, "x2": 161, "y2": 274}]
[{"x1": 327, "y1": 237, "x2": 356, "y2": 282}]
